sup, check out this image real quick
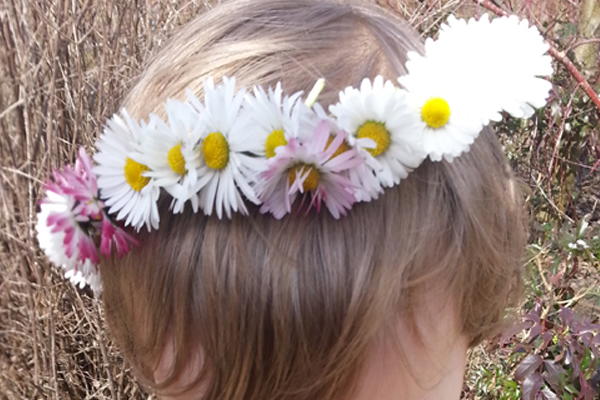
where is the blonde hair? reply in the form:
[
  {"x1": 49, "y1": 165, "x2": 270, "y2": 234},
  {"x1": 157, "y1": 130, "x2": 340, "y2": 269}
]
[{"x1": 100, "y1": 0, "x2": 527, "y2": 398}]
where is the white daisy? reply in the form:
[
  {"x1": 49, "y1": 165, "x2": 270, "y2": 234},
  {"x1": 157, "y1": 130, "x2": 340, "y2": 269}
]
[
  {"x1": 329, "y1": 76, "x2": 425, "y2": 193},
  {"x1": 433, "y1": 14, "x2": 553, "y2": 119},
  {"x1": 93, "y1": 110, "x2": 160, "y2": 231},
  {"x1": 399, "y1": 14, "x2": 553, "y2": 162},
  {"x1": 186, "y1": 77, "x2": 263, "y2": 219},
  {"x1": 244, "y1": 82, "x2": 314, "y2": 158},
  {"x1": 135, "y1": 99, "x2": 203, "y2": 214},
  {"x1": 399, "y1": 68, "x2": 485, "y2": 162}
]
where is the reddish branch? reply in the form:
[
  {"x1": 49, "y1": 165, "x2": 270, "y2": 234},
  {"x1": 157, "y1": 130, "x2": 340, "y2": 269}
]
[
  {"x1": 475, "y1": 0, "x2": 600, "y2": 113},
  {"x1": 547, "y1": 48, "x2": 600, "y2": 112}
]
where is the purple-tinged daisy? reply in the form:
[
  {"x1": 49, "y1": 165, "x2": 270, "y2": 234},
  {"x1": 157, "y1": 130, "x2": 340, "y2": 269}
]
[{"x1": 257, "y1": 120, "x2": 362, "y2": 219}]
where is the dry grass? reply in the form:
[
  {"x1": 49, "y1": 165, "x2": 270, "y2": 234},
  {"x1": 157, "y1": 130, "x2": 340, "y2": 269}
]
[
  {"x1": 0, "y1": 0, "x2": 598, "y2": 399},
  {"x1": 1, "y1": 2, "x2": 210, "y2": 398}
]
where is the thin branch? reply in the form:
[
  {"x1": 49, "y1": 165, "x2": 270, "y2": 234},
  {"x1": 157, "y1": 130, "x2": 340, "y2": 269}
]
[
  {"x1": 476, "y1": 0, "x2": 508, "y2": 16},
  {"x1": 548, "y1": 86, "x2": 576, "y2": 177},
  {"x1": 567, "y1": 38, "x2": 600, "y2": 53},
  {"x1": 475, "y1": 0, "x2": 600, "y2": 114},
  {"x1": 548, "y1": 47, "x2": 600, "y2": 112}
]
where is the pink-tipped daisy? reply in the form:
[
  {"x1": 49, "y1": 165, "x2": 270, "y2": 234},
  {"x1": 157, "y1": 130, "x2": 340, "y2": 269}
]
[
  {"x1": 36, "y1": 148, "x2": 103, "y2": 291},
  {"x1": 100, "y1": 218, "x2": 138, "y2": 258},
  {"x1": 36, "y1": 148, "x2": 138, "y2": 292},
  {"x1": 257, "y1": 119, "x2": 362, "y2": 219}
]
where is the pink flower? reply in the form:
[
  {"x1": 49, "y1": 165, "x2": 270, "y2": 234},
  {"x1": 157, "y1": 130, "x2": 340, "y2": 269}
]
[
  {"x1": 36, "y1": 147, "x2": 138, "y2": 292},
  {"x1": 44, "y1": 148, "x2": 102, "y2": 218},
  {"x1": 46, "y1": 211, "x2": 99, "y2": 263},
  {"x1": 40, "y1": 149, "x2": 104, "y2": 268},
  {"x1": 100, "y1": 218, "x2": 138, "y2": 257},
  {"x1": 257, "y1": 120, "x2": 362, "y2": 219}
]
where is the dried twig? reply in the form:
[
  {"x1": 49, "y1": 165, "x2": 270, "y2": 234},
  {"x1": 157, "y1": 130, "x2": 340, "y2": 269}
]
[{"x1": 548, "y1": 85, "x2": 576, "y2": 177}]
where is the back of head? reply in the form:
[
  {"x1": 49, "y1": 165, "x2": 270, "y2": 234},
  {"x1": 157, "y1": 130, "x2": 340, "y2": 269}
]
[{"x1": 100, "y1": 0, "x2": 526, "y2": 398}]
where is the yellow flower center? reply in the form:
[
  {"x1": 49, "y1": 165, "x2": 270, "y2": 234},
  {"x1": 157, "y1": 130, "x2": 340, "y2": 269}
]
[
  {"x1": 265, "y1": 129, "x2": 287, "y2": 158},
  {"x1": 421, "y1": 97, "x2": 451, "y2": 129},
  {"x1": 167, "y1": 143, "x2": 186, "y2": 176},
  {"x1": 202, "y1": 132, "x2": 230, "y2": 170},
  {"x1": 124, "y1": 157, "x2": 150, "y2": 192},
  {"x1": 326, "y1": 136, "x2": 350, "y2": 159},
  {"x1": 288, "y1": 164, "x2": 320, "y2": 192},
  {"x1": 356, "y1": 121, "x2": 391, "y2": 157}
]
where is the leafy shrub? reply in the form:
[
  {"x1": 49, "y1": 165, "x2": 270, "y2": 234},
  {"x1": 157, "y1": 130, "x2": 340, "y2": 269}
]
[{"x1": 511, "y1": 303, "x2": 599, "y2": 399}]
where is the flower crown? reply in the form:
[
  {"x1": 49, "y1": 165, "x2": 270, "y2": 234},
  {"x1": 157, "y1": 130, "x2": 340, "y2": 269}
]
[{"x1": 36, "y1": 14, "x2": 553, "y2": 292}]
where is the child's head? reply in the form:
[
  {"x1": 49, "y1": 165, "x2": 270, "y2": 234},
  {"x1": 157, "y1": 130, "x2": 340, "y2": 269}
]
[{"x1": 100, "y1": 0, "x2": 526, "y2": 398}]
